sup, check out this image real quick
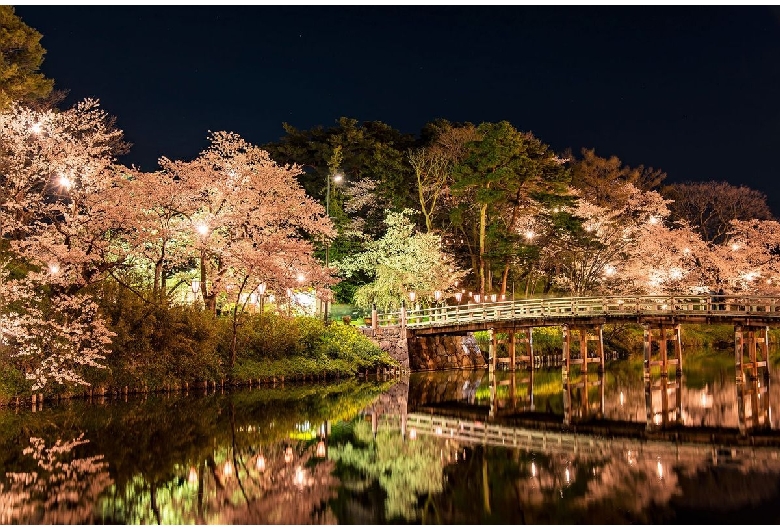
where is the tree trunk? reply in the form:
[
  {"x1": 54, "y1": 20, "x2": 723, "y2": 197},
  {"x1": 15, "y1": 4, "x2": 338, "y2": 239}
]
[
  {"x1": 479, "y1": 203, "x2": 487, "y2": 296},
  {"x1": 500, "y1": 263, "x2": 510, "y2": 297},
  {"x1": 154, "y1": 258, "x2": 163, "y2": 300}
]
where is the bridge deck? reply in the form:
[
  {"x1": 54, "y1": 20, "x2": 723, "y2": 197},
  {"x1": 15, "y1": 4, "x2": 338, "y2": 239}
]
[{"x1": 377, "y1": 295, "x2": 780, "y2": 333}]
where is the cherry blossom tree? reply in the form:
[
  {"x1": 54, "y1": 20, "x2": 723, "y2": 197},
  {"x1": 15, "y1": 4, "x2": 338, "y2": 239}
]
[
  {"x1": 117, "y1": 169, "x2": 195, "y2": 301},
  {"x1": 545, "y1": 183, "x2": 676, "y2": 295},
  {"x1": 612, "y1": 220, "x2": 713, "y2": 295},
  {"x1": 155, "y1": 132, "x2": 335, "y2": 369},
  {"x1": 0, "y1": 100, "x2": 125, "y2": 391},
  {"x1": 158, "y1": 131, "x2": 335, "y2": 314},
  {"x1": 712, "y1": 219, "x2": 780, "y2": 293}
]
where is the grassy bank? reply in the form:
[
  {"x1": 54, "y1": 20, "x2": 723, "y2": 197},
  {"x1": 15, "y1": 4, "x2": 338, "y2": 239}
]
[{"x1": 0, "y1": 299, "x2": 397, "y2": 404}]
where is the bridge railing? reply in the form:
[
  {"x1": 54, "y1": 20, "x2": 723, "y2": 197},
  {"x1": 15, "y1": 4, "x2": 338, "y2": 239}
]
[{"x1": 378, "y1": 294, "x2": 780, "y2": 329}]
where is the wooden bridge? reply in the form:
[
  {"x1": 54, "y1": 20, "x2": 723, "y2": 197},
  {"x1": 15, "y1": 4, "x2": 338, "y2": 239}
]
[{"x1": 370, "y1": 294, "x2": 780, "y2": 378}]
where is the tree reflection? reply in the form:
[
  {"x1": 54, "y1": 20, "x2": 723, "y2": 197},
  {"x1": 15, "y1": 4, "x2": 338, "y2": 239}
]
[
  {"x1": 0, "y1": 434, "x2": 112, "y2": 524},
  {"x1": 329, "y1": 420, "x2": 445, "y2": 521}
]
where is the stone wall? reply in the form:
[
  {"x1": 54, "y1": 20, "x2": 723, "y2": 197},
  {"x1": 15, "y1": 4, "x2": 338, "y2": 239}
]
[
  {"x1": 407, "y1": 333, "x2": 487, "y2": 371},
  {"x1": 362, "y1": 377, "x2": 409, "y2": 418},
  {"x1": 360, "y1": 326, "x2": 410, "y2": 371},
  {"x1": 360, "y1": 326, "x2": 487, "y2": 372}
]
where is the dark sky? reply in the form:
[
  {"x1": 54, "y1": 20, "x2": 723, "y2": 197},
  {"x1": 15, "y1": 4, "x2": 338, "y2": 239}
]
[{"x1": 13, "y1": 5, "x2": 780, "y2": 213}]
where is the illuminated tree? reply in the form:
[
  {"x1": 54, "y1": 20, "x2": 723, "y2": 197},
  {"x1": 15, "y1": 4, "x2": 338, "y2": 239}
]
[
  {"x1": 451, "y1": 121, "x2": 569, "y2": 297},
  {"x1": 546, "y1": 184, "x2": 675, "y2": 295},
  {"x1": 570, "y1": 148, "x2": 666, "y2": 207},
  {"x1": 119, "y1": 169, "x2": 195, "y2": 301},
  {"x1": 159, "y1": 131, "x2": 335, "y2": 317},
  {"x1": 407, "y1": 122, "x2": 479, "y2": 233},
  {"x1": 714, "y1": 219, "x2": 780, "y2": 293},
  {"x1": 0, "y1": 6, "x2": 54, "y2": 109},
  {"x1": 662, "y1": 181, "x2": 774, "y2": 244},
  {"x1": 0, "y1": 100, "x2": 125, "y2": 390},
  {"x1": 335, "y1": 209, "x2": 466, "y2": 311}
]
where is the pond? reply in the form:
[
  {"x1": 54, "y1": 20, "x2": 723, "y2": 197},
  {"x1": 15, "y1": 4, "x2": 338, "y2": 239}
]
[{"x1": 2, "y1": 355, "x2": 780, "y2": 524}]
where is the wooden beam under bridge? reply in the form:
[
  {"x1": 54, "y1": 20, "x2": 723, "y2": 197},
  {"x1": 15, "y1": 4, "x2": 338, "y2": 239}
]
[{"x1": 562, "y1": 324, "x2": 605, "y2": 379}]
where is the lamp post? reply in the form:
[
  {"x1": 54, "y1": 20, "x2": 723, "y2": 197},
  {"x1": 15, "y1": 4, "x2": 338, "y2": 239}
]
[
  {"x1": 191, "y1": 279, "x2": 200, "y2": 306},
  {"x1": 324, "y1": 171, "x2": 344, "y2": 324}
]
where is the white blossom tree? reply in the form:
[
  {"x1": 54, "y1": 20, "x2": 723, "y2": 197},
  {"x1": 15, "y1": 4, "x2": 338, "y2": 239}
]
[{"x1": 335, "y1": 209, "x2": 466, "y2": 311}]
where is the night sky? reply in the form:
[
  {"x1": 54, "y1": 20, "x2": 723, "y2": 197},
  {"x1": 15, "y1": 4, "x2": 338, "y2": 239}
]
[{"x1": 12, "y1": 5, "x2": 780, "y2": 213}]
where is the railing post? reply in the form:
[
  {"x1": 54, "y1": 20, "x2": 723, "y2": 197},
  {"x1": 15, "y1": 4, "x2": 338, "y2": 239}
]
[
  {"x1": 400, "y1": 300, "x2": 407, "y2": 329},
  {"x1": 642, "y1": 324, "x2": 652, "y2": 381},
  {"x1": 371, "y1": 303, "x2": 378, "y2": 330}
]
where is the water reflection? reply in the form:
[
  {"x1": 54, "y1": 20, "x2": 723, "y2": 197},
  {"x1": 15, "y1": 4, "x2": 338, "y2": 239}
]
[{"x1": 2, "y1": 358, "x2": 780, "y2": 523}]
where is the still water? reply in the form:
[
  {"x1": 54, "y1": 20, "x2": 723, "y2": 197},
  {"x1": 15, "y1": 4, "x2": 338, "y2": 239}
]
[{"x1": 2, "y1": 355, "x2": 780, "y2": 524}]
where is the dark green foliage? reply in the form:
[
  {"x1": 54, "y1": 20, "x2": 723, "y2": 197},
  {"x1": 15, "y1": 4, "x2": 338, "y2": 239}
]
[
  {"x1": 0, "y1": 6, "x2": 54, "y2": 108},
  {"x1": 98, "y1": 283, "x2": 222, "y2": 388},
  {"x1": 84, "y1": 282, "x2": 395, "y2": 392},
  {"x1": 0, "y1": 357, "x2": 29, "y2": 401},
  {"x1": 232, "y1": 316, "x2": 396, "y2": 380}
]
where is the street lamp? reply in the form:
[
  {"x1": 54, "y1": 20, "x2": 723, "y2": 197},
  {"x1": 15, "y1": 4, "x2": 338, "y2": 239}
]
[
  {"x1": 191, "y1": 279, "x2": 200, "y2": 305},
  {"x1": 434, "y1": 290, "x2": 442, "y2": 321},
  {"x1": 324, "y1": 171, "x2": 344, "y2": 324},
  {"x1": 58, "y1": 174, "x2": 72, "y2": 191}
]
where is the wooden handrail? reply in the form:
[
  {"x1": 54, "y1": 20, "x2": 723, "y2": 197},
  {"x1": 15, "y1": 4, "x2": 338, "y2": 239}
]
[{"x1": 375, "y1": 294, "x2": 780, "y2": 329}]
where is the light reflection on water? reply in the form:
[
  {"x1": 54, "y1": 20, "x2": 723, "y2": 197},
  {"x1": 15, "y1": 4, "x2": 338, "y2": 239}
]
[{"x1": 2, "y1": 357, "x2": 780, "y2": 524}]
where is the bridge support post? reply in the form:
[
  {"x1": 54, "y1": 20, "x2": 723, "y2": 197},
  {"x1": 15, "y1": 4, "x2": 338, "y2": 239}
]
[
  {"x1": 562, "y1": 325, "x2": 570, "y2": 380},
  {"x1": 579, "y1": 328, "x2": 588, "y2": 374},
  {"x1": 597, "y1": 325, "x2": 605, "y2": 374},
  {"x1": 642, "y1": 324, "x2": 652, "y2": 381},
  {"x1": 735, "y1": 325, "x2": 744, "y2": 383},
  {"x1": 659, "y1": 324, "x2": 668, "y2": 375},
  {"x1": 673, "y1": 325, "x2": 683, "y2": 376},
  {"x1": 489, "y1": 328, "x2": 496, "y2": 372},
  {"x1": 508, "y1": 330, "x2": 516, "y2": 371},
  {"x1": 736, "y1": 325, "x2": 769, "y2": 382},
  {"x1": 525, "y1": 327, "x2": 534, "y2": 372}
]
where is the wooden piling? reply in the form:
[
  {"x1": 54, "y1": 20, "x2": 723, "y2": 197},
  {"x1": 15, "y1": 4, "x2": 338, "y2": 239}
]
[
  {"x1": 562, "y1": 325, "x2": 571, "y2": 379},
  {"x1": 735, "y1": 325, "x2": 744, "y2": 383}
]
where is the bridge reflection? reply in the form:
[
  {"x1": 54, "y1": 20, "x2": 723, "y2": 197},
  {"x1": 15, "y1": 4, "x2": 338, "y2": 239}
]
[{"x1": 365, "y1": 360, "x2": 780, "y2": 454}]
